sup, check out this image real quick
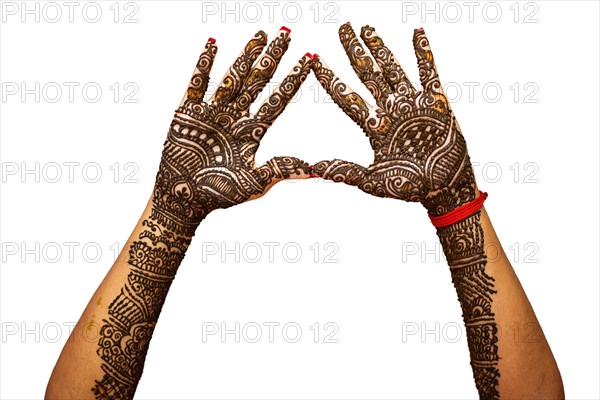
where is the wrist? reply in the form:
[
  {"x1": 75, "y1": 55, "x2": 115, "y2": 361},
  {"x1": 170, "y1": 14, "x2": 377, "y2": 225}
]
[
  {"x1": 422, "y1": 159, "x2": 478, "y2": 216},
  {"x1": 149, "y1": 202, "x2": 203, "y2": 238},
  {"x1": 423, "y1": 183, "x2": 478, "y2": 216},
  {"x1": 435, "y1": 211, "x2": 487, "y2": 266},
  {"x1": 428, "y1": 189, "x2": 486, "y2": 228},
  {"x1": 150, "y1": 183, "x2": 212, "y2": 237}
]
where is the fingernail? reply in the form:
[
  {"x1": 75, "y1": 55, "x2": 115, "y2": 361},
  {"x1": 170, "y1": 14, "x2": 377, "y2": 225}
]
[
  {"x1": 280, "y1": 26, "x2": 291, "y2": 34},
  {"x1": 312, "y1": 53, "x2": 320, "y2": 59},
  {"x1": 304, "y1": 52, "x2": 313, "y2": 59},
  {"x1": 345, "y1": 21, "x2": 351, "y2": 25},
  {"x1": 417, "y1": 27, "x2": 424, "y2": 31},
  {"x1": 207, "y1": 37, "x2": 216, "y2": 43}
]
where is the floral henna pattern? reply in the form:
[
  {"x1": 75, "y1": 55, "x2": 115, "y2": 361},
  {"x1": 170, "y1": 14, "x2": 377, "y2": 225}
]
[
  {"x1": 311, "y1": 25, "x2": 499, "y2": 398},
  {"x1": 93, "y1": 29, "x2": 311, "y2": 398}
]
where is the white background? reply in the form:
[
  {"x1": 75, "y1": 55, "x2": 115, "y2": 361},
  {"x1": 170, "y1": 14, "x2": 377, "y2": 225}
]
[{"x1": 1, "y1": 0, "x2": 599, "y2": 398}]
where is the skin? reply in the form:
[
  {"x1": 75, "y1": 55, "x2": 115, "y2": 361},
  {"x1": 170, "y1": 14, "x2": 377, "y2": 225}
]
[
  {"x1": 479, "y1": 205, "x2": 564, "y2": 398},
  {"x1": 46, "y1": 23, "x2": 564, "y2": 399},
  {"x1": 46, "y1": 28, "x2": 311, "y2": 399},
  {"x1": 310, "y1": 23, "x2": 563, "y2": 398}
]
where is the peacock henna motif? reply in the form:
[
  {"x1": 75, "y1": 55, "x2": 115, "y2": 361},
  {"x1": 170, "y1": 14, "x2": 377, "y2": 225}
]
[
  {"x1": 92, "y1": 28, "x2": 311, "y2": 399},
  {"x1": 311, "y1": 24, "x2": 499, "y2": 399}
]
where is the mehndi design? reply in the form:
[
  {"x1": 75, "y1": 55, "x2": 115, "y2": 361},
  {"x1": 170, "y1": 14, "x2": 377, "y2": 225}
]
[
  {"x1": 92, "y1": 28, "x2": 311, "y2": 398},
  {"x1": 311, "y1": 24, "x2": 499, "y2": 399}
]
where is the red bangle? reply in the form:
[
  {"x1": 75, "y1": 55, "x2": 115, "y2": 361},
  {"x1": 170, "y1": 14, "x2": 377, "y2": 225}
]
[{"x1": 429, "y1": 192, "x2": 488, "y2": 228}]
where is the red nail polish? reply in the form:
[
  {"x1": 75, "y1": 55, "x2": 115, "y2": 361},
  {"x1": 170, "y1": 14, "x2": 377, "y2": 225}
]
[
  {"x1": 280, "y1": 26, "x2": 291, "y2": 33},
  {"x1": 418, "y1": 27, "x2": 424, "y2": 31},
  {"x1": 345, "y1": 21, "x2": 351, "y2": 25},
  {"x1": 305, "y1": 52, "x2": 313, "y2": 59},
  {"x1": 207, "y1": 37, "x2": 216, "y2": 43},
  {"x1": 312, "y1": 53, "x2": 320, "y2": 59}
]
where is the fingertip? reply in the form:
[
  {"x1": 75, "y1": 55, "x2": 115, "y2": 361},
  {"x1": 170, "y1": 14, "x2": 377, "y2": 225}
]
[
  {"x1": 299, "y1": 54, "x2": 313, "y2": 70},
  {"x1": 255, "y1": 30, "x2": 269, "y2": 44},
  {"x1": 311, "y1": 53, "x2": 322, "y2": 67},
  {"x1": 309, "y1": 167, "x2": 320, "y2": 178},
  {"x1": 280, "y1": 25, "x2": 291, "y2": 34},
  {"x1": 339, "y1": 23, "x2": 351, "y2": 34},
  {"x1": 311, "y1": 160, "x2": 330, "y2": 176},
  {"x1": 207, "y1": 37, "x2": 216, "y2": 44}
]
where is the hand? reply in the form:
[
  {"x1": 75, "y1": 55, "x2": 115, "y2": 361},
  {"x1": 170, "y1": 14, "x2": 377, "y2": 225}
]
[
  {"x1": 311, "y1": 24, "x2": 477, "y2": 215},
  {"x1": 154, "y1": 28, "x2": 311, "y2": 234}
]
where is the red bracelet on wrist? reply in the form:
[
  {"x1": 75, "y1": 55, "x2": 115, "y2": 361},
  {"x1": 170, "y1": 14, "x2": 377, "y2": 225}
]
[{"x1": 429, "y1": 191, "x2": 488, "y2": 228}]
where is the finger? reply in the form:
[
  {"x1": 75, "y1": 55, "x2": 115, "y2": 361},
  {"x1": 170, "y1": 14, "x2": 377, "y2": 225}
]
[
  {"x1": 312, "y1": 159, "x2": 370, "y2": 190},
  {"x1": 311, "y1": 55, "x2": 374, "y2": 134},
  {"x1": 250, "y1": 53, "x2": 312, "y2": 126},
  {"x1": 178, "y1": 38, "x2": 218, "y2": 111},
  {"x1": 412, "y1": 28, "x2": 448, "y2": 111},
  {"x1": 338, "y1": 23, "x2": 391, "y2": 104},
  {"x1": 360, "y1": 25, "x2": 416, "y2": 97},
  {"x1": 251, "y1": 156, "x2": 311, "y2": 199},
  {"x1": 234, "y1": 26, "x2": 292, "y2": 112},
  {"x1": 210, "y1": 30, "x2": 268, "y2": 104},
  {"x1": 232, "y1": 54, "x2": 310, "y2": 164}
]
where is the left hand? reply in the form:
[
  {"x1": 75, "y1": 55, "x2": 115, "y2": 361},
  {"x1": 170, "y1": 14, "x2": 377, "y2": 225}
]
[{"x1": 311, "y1": 24, "x2": 478, "y2": 216}]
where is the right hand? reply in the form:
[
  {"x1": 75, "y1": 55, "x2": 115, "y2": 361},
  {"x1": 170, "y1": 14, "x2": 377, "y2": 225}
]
[{"x1": 153, "y1": 28, "x2": 312, "y2": 235}]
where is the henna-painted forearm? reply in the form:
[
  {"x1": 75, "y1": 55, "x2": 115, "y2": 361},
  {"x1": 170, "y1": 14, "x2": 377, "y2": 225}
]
[
  {"x1": 436, "y1": 209, "x2": 500, "y2": 399},
  {"x1": 47, "y1": 27, "x2": 310, "y2": 400},
  {"x1": 310, "y1": 23, "x2": 563, "y2": 398},
  {"x1": 92, "y1": 206, "x2": 194, "y2": 398}
]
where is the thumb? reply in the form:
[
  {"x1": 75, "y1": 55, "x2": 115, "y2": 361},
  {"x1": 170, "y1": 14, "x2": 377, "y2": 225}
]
[
  {"x1": 251, "y1": 156, "x2": 311, "y2": 200},
  {"x1": 312, "y1": 159, "x2": 369, "y2": 188}
]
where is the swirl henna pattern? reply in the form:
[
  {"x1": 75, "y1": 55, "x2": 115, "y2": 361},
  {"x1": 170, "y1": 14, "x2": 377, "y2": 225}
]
[
  {"x1": 92, "y1": 29, "x2": 311, "y2": 399},
  {"x1": 311, "y1": 25, "x2": 499, "y2": 398},
  {"x1": 312, "y1": 24, "x2": 476, "y2": 215}
]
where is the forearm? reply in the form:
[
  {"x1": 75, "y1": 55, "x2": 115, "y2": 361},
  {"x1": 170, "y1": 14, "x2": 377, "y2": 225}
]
[
  {"x1": 437, "y1": 202, "x2": 563, "y2": 398},
  {"x1": 46, "y1": 196, "x2": 196, "y2": 399}
]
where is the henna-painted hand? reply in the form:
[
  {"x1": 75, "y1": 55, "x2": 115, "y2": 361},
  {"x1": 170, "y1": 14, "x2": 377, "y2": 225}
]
[
  {"x1": 311, "y1": 24, "x2": 477, "y2": 216},
  {"x1": 154, "y1": 28, "x2": 311, "y2": 234}
]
